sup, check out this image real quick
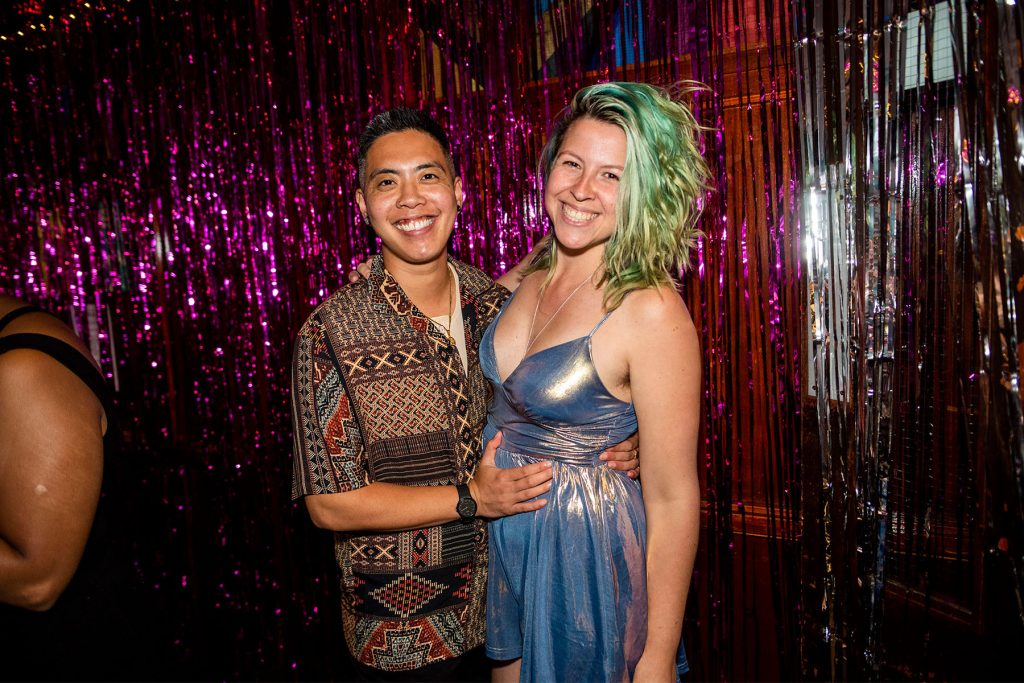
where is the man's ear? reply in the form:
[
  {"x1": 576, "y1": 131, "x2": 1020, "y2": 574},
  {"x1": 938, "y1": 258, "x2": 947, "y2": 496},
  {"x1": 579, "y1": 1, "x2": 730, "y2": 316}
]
[
  {"x1": 355, "y1": 188, "x2": 367, "y2": 221},
  {"x1": 454, "y1": 177, "x2": 464, "y2": 209}
]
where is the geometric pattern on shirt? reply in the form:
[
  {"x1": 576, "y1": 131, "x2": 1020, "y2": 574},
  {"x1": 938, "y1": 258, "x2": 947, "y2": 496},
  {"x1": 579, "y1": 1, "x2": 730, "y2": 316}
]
[
  {"x1": 291, "y1": 322, "x2": 368, "y2": 498},
  {"x1": 341, "y1": 343, "x2": 429, "y2": 377},
  {"x1": 316, "y1": 370, "x2": 365, "y2": 490},
  {"x1": 351, "y1": 372, "x2": 447, "y2": 440},
  {"x1": 424, "y1": 332, "x2": 478, "y2": 471},
  {"x1": 452, "y1": 562, "x2": 475, "y2": 601},
  {"x1": 354, "y1": 561, "x2": 472, "y2": 619},
  {"x1": 367, "y1": 572, "x2": 448, "y2": 619},
  {"x1": 347, "y1": 565, "x2": 487, "y2": 671},
  {"x1": 347, "y1": 526, "x2": 437, "y2": 573},
  {"x1": 345, "y1": 518, "x2": 479, "y2": 574},
  {"x1": 355, "y1": 617, "x2": 458, "y2": 672}
]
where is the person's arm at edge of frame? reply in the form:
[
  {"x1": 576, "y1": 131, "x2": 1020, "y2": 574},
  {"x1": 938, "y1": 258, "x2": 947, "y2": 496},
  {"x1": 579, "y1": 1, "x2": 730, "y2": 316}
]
[
  {"x1": 0, "y1": 351, "x2": 105, "y2": 611},
  {"x1": 289, "y1": 318, "x2": 553, "y2": 533},
  {"x1": 626, "y1": 287, "x2": 702, "y2": 683}
]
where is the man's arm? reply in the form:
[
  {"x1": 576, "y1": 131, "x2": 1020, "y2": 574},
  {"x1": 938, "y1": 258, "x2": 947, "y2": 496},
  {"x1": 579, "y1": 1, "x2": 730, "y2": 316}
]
[
  {"x1": 304, "y1": 432, "x2": 551, "y2": 532},
  {"x1": 291, "y1": 320, "x2": 553, "y2": 533}
]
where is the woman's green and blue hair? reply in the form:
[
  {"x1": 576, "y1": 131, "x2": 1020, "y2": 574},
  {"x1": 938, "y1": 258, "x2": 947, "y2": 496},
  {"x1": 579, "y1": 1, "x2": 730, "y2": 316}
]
[{"x1": 531, "y1": 81, "x2": 712, "y2": 310}]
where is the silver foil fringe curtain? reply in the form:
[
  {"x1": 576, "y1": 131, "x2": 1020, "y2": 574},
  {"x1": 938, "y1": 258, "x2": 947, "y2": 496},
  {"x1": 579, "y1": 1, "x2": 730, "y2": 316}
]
[{"x1": 795, "y1": 0, "x2": 1024, "y2": 678}]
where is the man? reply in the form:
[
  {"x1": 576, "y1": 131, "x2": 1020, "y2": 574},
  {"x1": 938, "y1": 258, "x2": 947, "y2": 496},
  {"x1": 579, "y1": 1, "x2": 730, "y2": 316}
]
[{"x1": 290, "y1": 108, "x2": 636, "y2": 681}]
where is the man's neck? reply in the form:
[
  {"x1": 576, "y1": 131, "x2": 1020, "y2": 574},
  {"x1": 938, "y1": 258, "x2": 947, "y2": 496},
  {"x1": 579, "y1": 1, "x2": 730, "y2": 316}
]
[{"x1": 382, "y1": 253, "x2": 453, "y2": 318}]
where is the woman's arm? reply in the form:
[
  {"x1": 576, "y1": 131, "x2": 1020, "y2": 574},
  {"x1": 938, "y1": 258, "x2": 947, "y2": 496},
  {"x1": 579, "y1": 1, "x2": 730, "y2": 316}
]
[
  {"x1": 625, "y1": 288, "x2": 702, "y2": 682},
  {"x1": 0, "y1": 351, "x2": 105, "y2": 611}
]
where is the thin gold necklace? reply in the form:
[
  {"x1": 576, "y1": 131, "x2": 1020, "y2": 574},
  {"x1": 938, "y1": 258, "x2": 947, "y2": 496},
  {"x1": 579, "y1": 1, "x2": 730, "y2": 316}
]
[
  {"x1": 432, "y1": 265, "x2": 456, "y2": 345},
  {"x1": 524, "y1": 265, "x2": 599, "y2": 355}
]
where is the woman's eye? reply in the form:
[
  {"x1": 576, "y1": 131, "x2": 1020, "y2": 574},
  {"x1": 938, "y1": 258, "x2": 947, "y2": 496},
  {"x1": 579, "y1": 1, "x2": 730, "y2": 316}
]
[
  {"x1": 563, "y1": 160, "x2": 580, "y2": 169},
  {"x1": 605, "y1": 172, "x2": 620, "y2": 181}
]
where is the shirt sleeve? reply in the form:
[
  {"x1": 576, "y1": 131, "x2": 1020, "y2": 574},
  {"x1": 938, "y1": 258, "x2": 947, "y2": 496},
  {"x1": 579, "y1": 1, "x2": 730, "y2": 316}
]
[
  {"x1": 478, "y1": 282, "x2": 513, "y2": 329},
  {"x1": 290, "y1": 314, "x2": 368, "y2": 500}
]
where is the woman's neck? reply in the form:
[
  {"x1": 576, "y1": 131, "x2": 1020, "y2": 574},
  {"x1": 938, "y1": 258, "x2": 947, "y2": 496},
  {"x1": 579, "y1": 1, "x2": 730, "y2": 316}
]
[{"x1": 549, "y1": 243, "x2": 604, "y2": 284}]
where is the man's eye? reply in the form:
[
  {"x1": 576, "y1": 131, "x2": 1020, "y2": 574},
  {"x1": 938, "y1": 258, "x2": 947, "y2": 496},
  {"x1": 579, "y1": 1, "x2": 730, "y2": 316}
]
[
  {"x1": 377, "y1": 178, "x2": 395, "y2": 188},
  {"x1": 422, "y1": 173, "x2": 438, "y2": 180}
]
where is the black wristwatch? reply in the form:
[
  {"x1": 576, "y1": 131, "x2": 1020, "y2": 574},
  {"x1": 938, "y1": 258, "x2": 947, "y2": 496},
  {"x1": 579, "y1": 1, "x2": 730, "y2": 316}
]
[{"x1": 455, "y1": 483, "x2": 477, "y2": 522}]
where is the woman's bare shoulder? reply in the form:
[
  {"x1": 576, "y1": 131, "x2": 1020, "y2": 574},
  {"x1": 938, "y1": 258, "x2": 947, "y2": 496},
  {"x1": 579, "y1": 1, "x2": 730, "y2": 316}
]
[{"x1": 618, "y1": 284, "x2": 694, "y2": 332}]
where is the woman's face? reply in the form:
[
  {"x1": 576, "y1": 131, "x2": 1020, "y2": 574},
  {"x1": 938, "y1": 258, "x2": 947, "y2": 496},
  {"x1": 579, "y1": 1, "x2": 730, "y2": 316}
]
[{"x1": 544, "y1": 117, "x2": 627, "y2": 256}]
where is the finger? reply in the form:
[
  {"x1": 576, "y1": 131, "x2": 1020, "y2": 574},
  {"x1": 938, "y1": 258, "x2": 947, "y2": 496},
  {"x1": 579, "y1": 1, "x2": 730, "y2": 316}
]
[
  {"x1": 600, "y1": 443, "x2": 631, "y2": 456},
  {"x1": 605, "y1": 434, "x2": 639, "y2": 453},
  {"x1": 507, "y1": 460, "x2": 552, "y2": 480},
  {"x1": 482, "y1": 432, "x2": 502, "y2": 467},
  {"x1": 513, "y1": 497, "x2": 548, "y2": 513},
  {"x1": 604, "y1": 459, "x2": 631, "y2": 471},
  {"x1": 516, "y1": 469, "x2": 553, "y2": 489},
  {"x1": 517, "y1": 480, "x2": 553, "y2": 501},
  {"x1": 347, "y1": 270, "x2": 361, "y2": 284},
  {"x1": 628, "y1": 468, "x2": 640, "y2": 480}
]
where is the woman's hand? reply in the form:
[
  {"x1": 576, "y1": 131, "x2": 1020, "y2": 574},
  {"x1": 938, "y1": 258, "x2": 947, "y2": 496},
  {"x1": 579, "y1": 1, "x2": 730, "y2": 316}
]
[
  {"x1": 599, "y1": 432, "x2": 640, "y2": 478},
  {"x1": 632, "y1": 652, "x2": 677, "y2": 683}
]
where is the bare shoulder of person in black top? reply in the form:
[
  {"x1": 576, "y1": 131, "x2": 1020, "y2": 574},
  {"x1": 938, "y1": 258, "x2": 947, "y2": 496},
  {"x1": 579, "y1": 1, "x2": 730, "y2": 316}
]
[{"x1": 0, "y1": 293, "x2": 108, "y2": 611}]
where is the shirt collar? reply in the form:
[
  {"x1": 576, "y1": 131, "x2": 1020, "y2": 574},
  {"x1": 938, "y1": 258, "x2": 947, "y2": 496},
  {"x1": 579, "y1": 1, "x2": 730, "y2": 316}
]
[{"x1": 367, "y1": 254, "x2": 492, "y2": 318}]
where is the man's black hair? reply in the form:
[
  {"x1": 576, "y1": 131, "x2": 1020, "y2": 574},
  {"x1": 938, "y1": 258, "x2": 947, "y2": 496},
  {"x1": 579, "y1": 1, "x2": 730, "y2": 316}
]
[{"x1": 357, "y1": 107, "x2": 456, "y2": 187}]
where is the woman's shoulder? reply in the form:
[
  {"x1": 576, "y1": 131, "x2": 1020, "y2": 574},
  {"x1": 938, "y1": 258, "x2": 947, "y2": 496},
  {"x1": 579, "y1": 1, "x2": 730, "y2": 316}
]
[{"x1": 617, "y1": 284, "x2": 693, "y2": 330}]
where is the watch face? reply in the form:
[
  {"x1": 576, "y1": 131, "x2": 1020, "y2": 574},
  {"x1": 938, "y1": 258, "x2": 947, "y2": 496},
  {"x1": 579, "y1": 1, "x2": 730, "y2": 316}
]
[{"x1": 457, "y1": 496, "x2": 477, "y2": 519}]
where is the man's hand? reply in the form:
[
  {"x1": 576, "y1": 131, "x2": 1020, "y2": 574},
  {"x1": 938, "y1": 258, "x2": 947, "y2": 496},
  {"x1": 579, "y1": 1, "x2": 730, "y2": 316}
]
[
  {"x1": 346, "y1": 259, "x2": 372, "y2": 283},
  {"x1": 599, "y1": 432, "x2": 640, "y2": 479},
  {"x1": 469, "y1": 432, "x2": 553, "y2": 518}
]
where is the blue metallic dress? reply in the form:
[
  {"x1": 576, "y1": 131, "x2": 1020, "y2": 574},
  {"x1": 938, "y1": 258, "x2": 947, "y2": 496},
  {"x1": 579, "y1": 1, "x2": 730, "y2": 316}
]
[{"x1": 480, "y1": 294, "x2": 688, "y2": 682}]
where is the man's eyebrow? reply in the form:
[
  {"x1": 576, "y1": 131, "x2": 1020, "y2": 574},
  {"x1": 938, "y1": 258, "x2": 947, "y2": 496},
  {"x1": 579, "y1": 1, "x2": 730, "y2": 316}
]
[
  {"x1": 368, "y1": 167, "x2": 397, "y2": 180},
  {"x1": 415, "y1": 162, "x2": 446, "y2": 173},
  {"x1": 367, "y1": 162, "x2": 446, "y2": 181}
]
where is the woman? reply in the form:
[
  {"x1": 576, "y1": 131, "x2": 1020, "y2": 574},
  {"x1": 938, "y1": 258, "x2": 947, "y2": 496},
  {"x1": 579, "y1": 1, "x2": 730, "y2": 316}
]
[{"x1": 480, "y1": 82, "x2": 708, "y2": 682}]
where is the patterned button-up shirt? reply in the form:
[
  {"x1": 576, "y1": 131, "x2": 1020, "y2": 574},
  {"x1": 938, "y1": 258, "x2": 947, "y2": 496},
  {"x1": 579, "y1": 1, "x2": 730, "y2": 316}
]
[{"x1": 291, "y1": 255, "x2": 509, "y2": 672}]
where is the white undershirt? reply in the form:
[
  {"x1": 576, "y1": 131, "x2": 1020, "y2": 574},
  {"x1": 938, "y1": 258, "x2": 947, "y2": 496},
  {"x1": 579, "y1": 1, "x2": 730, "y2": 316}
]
[{"x1": 428, "y1": 264, "x2": 468, "y2": 374}]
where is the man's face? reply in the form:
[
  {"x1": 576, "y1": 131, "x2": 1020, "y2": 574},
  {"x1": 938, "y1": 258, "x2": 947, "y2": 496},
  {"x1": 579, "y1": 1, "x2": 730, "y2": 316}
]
[{"x1": 355, "y1": 129, "x2": 463, "y2": 272}]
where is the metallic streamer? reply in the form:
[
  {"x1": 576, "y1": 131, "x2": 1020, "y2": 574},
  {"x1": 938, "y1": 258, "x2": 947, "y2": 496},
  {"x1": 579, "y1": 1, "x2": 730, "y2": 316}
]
[{"x1": 795, "y1": 0, "x2": 1024, "y2": 678}]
